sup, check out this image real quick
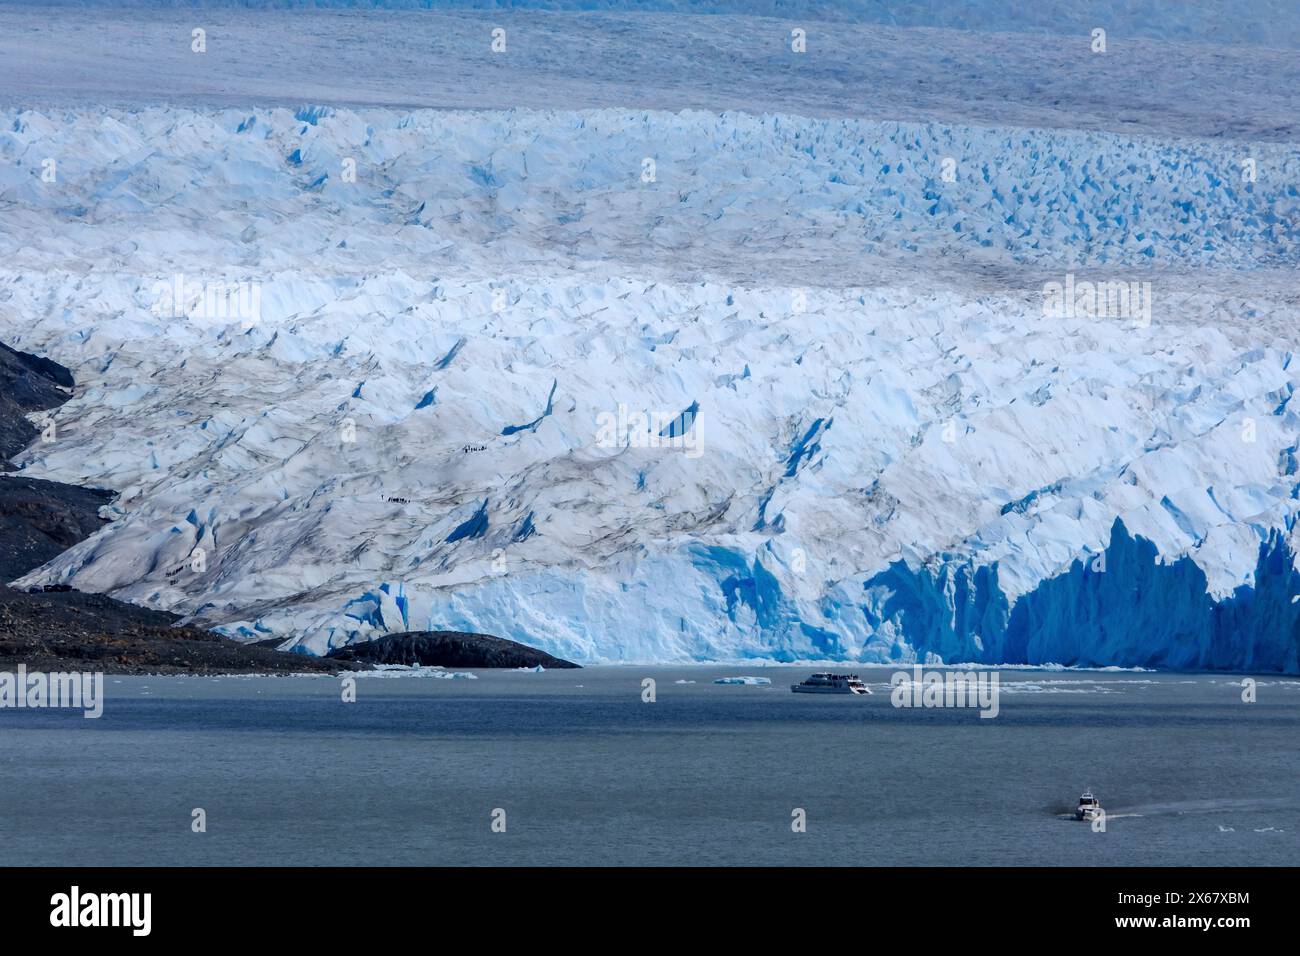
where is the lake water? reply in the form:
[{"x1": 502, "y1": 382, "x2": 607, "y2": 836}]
[{"x1": 1, "y1": 667, "x2": 1296, "y2": 866}]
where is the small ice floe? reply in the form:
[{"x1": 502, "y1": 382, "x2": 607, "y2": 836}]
[
  {"x1": 1218, "y1": 825, "x2": 1235, "y2": 832},
  {"x1": 674, "y1": 679, "x2": 696, "y2": 684},
  {"x1": 363, "y1": 664, "x2": 476, "y2": 679},
  {"x1": 712, "y1": 676, "x2": 772, "y2": 685},
  {"x1": 516, "y1": 664, "x2": 545, "y2": 672}
]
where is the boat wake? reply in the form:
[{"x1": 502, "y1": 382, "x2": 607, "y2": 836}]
[
  {"x1": 1052, "y1": 796, "x2": 1295, "y2": 821},
  {"x1": 1110, "y1": 797, "x2": 1295, "y2": 817}
]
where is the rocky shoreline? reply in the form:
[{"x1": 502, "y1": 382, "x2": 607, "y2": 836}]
[
  {"x1": 0, "y1": 585, "x2": 357, "y2": 675},
  {"x1": 1, "y1": 341, "x2": 575, "y2": 674}
]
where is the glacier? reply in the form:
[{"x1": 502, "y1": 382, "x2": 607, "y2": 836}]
[
  {"x1": 20, "y1": 0, "x2": 1300, "y2": 51},
  {"x1": 1, "y1": 3, "x2": 1298, "y2": 670}
]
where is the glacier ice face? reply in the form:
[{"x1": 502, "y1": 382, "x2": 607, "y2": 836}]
[
  {"x1": 863, "y1": 521, "x2": 1300, "y2": 673},
  {"x1": 3, "y1": 113, "x2": 1297, "y2": 667},
  {"x1": 2, "y1": 7, "x2": 1299, "y2": 671}
]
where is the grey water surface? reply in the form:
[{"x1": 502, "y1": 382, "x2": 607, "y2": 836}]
[{"x1": 1, "y1": 667, "x2": 1295, "y2": 866}]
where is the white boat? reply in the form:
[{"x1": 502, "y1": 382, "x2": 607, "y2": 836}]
[
  {"x1": 791, "y1": 673, "x2": 871, "y2": 695},
  {"x1": 1075, "y1": 790, "x2": 1102, "y2": 821}
]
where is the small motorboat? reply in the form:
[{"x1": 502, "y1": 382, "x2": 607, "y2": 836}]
[
  {"x1": 791, "y1": 673, "x2": 872, "y2": 695},
  {"x1": 1075, "y1": 789, "x2": 1103, "y2": 821}
]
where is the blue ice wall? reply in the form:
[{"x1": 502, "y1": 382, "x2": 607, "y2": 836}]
[{"x1": 862, "y1": 520, "x2": 1300, "y2": 673}]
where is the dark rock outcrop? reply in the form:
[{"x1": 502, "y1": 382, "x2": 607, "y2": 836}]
[
  {"x1": 0, "y1": 341, "x2": 72, "y2": 468},
  {"x1": 0, "y1": 476, "x2": 115, "y2": 583},
  {"x1": 327, "y1": 631, "x2": 579, "y2": 669}
]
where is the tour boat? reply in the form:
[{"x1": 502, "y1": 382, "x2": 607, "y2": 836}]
[
  {"x1": 1075, "y1": 790, "x2": 1103, "y2": 821},
  {"x1": 790, "y1": 673, "x2": 871, "y2": 695}
]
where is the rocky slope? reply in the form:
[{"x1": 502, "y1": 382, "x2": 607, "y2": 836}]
[
  {"x1": 0, "y1": 475, "x2": 114, "y2": 582},
  {"x1": 0, "y1": 341, "x2": 72, "y2": 468},
  {"x1": 0, "y1": 585, "x2": 359, "y2": 675}
]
